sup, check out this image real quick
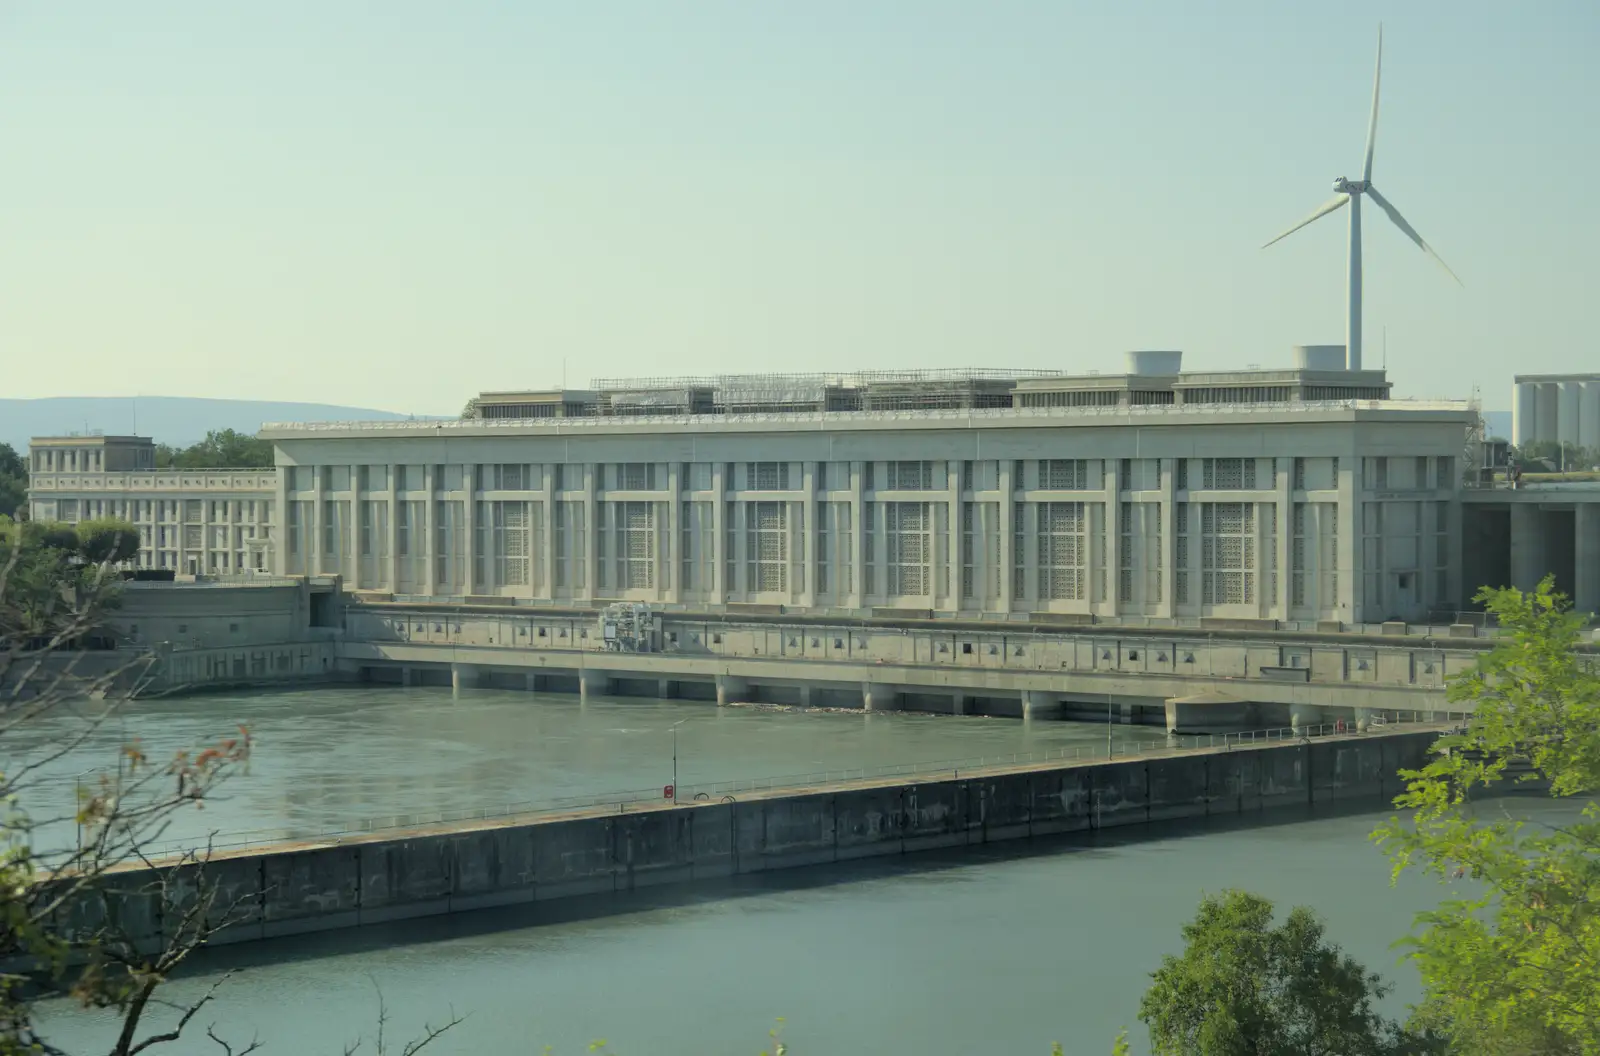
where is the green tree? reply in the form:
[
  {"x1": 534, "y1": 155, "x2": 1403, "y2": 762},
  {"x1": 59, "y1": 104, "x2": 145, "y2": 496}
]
[
  {"x1": 0, "y1": 443, "x2": 26, "y2": 520},
  {"x1": 76, "y1": 516, "x2": 141, "y2": 564},
  {"x1": 154, "y1": 428, "x2": 273, "y2": 469},
  {"x1": 1375, "y1": 576, "x2": 1600, "y2": 1054},
  {"x1": 1137, "y1": 889, "x2": 1431, "y2": 1056}
]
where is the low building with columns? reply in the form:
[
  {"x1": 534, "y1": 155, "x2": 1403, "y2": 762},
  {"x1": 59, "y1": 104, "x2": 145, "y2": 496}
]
[
  {"x1": 1512, "y1": 372, "x2": 1600, "y2": 452},
  {"x1": 253, "y1": 356, "x2": 1471, "y2": 626}
]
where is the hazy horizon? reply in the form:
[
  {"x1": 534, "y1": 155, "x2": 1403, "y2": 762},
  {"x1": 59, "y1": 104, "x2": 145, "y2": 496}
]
[{"x1": 3, "y1": 2, "x2": 1593, "y2": 415}]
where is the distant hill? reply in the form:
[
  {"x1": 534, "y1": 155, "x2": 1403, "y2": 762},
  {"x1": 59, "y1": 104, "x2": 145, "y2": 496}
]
[{"x1": 1, "y1": 397, "x2": 443, "y2": 452}]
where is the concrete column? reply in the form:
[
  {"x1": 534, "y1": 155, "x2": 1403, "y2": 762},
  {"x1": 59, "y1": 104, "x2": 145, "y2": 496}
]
[
  {"x1": 848, "y1": 461, "x2": 865, "y2": 609},
  {"x1": 1575, "y1": 503, "x2": 1600, "y2": 618},
  {"x1": 1513, "y1": 381, "x2": 1537, "y2": 448},
  {"x1": 951, "y1": 692, "x2": 968, "y2": 716},
  {"x1": 657, "y1": 678, "x2": 675, "y2": 699},
  {"x1": 582, "y1": 464, "x2": 598, "y2": 603},
  {"x1": 1290, "y1": 702, "x2": 1326, "y2": 732},
  {"x1": 1336, "y1": 458, "x2": 1357, "y2": 622},
  {"x1": 1158, "y1": 458, "x2": 1176, "y2": 617},
  {"x1": 800, "y1": 461, "x2": 817, "y2": 610},
  {"x1": 1353, "y1": 706, "x2": 1378, "y2": 732},
  {"x1": 943, "y1": 459, "x2": 960, "y2": 614},
  {"x1": 1102, "y1": 461, "x2": 1120, "y2": 617},
  {"x1": 711, "y1": 462, "x2": 727, "y2": 604},
  {"x1": 401, "y1": 665, "x2": 416, "y2": 687},
  {"x1": 525, "y1": 672, "x2": 540, "y2": 693},
  {"x1": 1509, "y1": 502, "x2": 1544, "y2": 591},
  {"x1": 274, "y1": 467, "x2": 291, "y2": 576},
  {"x1": 998, "y1": 460, "x2": 1015, "y2": 613},
  {"x1": 1559, "y1": 381, "x2": 1582, "y2": 451},
  {"x1": 1021, "y1": 689, "x2": 1059, "y2": 720},
  {"x1": 1583, "y1": 382, "x2": 1600, "y2": 453},
  {"x1": 715, "y1": 675, "x2": 747, "y2": 707},
  {"x1": 666, "y1": 462, "x2": 681, "y2": 604},
  {"x1": 1276, "y1": 468, "x2": 1293, "y2": 618},
  {"x1": 539, "y1": 466, "x2": 555, "y2": 600},
  {"x1": 450, "y1": 662, "x2": 477, "y2": 697},
  {"x1": 463, "y1": 464, "x2": 478, "y2": 596},
  {"x1": 1536, "y1": 383, "x2": 1559, "y2": 445},
  {"x1": 579, "y1": 668, "x2": 609, "y2": 702},
  {"x1": 862, "y1": 681, "x2": 898, "y2": 712},
  {"x1": 387, "y1": 466, "x2": 401, "y2": 593},
  {"x1": 422, "y1": 463, "x2": 437, "y2": 596},
  {"x1": 798, "y1": 685, "x2": 814, "y2": 709}
]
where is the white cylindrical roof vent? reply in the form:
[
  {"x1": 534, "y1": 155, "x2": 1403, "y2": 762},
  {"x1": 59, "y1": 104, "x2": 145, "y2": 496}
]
[
  {"x1": 1294, "y1": 344, "x2": 1347, "y2": 371},
  {"x1": 1124, "y1": 350, "x2": 1183, "y2": 376}
]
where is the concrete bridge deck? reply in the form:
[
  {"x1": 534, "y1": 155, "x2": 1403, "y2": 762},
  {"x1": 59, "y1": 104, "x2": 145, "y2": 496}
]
[{"x1": 339, "y1": 602, "x2": 1493, "y2": 728}]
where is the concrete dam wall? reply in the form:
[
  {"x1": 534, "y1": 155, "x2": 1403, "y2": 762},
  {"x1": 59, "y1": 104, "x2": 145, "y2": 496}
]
[{"x1": 71, "y1": 730, "x2": 1437, "y2": 948}]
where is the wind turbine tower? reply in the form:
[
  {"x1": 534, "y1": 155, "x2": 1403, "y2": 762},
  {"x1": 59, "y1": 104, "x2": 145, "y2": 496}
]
[{"x1": 1263, "y1": 27, "x2": 1461, "y2": 370}]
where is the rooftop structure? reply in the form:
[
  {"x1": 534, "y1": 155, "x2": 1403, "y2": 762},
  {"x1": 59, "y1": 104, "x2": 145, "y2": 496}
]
[{"x1": 461, "y1": 351, "x2": 1391, "y2": 423}]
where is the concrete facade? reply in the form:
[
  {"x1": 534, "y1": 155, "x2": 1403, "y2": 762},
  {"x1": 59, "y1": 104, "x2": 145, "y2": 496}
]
[
  {"x1": 258, "y1": 397, "x2": 1471, "y2": 625},
  {"x1": 73, "y1": 730, "x2": 1437, "y2": 947},
  {"x1": 1461, "y1": 485, "x2": 1600, "y2": 618}
]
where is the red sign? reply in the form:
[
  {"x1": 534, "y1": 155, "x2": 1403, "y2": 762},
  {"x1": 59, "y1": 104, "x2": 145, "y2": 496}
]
[{"x1": 663, "y1": 784, "x2": 675, "y2": 799}]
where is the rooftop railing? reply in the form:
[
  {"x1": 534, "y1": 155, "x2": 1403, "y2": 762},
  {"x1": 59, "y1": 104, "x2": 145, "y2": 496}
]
[{"x1": 264, "y1": 398, "x2": 1473, "y2": 434}]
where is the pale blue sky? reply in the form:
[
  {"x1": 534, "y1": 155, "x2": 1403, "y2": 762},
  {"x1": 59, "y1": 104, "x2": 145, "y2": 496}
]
[{"x1": 2, "y1": 1, "x2": 1594, "y2": 415}]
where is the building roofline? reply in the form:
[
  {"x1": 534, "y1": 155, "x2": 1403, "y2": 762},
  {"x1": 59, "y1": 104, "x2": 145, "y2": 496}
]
[{"x1": 262, "y1": 399, "x2": 1474, "y2": 442}]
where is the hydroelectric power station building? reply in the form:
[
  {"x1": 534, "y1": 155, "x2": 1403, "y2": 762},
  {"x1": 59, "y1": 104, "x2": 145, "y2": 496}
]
[{"x1": 32, "y1": 346, "x2": 1562, "y2": 627}]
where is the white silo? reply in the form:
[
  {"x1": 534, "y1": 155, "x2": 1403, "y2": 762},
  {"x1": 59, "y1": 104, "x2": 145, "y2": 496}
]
[
  {"x1": 1293, "y1": 345, "x2": 1348, "y2": 371},
  {"x1": 1123, "y1": 350, "x2": 1183, "y2": 376},
  {"x1": 1513, "y1": 381, "x2": 1538, "y2": 446}
]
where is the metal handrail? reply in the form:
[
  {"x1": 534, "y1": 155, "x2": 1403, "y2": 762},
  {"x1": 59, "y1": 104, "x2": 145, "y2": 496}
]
[{"x1": 136, "y1": 712, "x2": 1462, "y2": 859}]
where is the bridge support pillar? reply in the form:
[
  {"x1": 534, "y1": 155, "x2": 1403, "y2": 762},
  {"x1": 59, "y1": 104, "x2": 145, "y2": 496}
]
[
  {"x1": 862, "y1": 681, "x2": 898, "y2": 712},
  {"x1": 401, "y1": 666, "x2": 416, "y2": 688},
  {"x1": 1354, "y1": 706, "x2": 1379, "y2": 732},
  {"x1": 1290, "y1": 702, "x2": 1327, "y2": 733},
  {"x1": 579, "y1": 669, "x2": 609, "y2": 703},
  {"x1": 450, "y1": 663, "x2": 478, "y2": 697},
  {"x1": 951, "y1": 692, "x2": 968, "y2": 716},
  {"x1": 798, "y1": 685, "x2": 814, "y2": 709},
  {"x1": 1510, "y1": 503, "x2": 1544, "y2": 592},
  {"x1": 525, "y1": 672, "x2": 541, "y2": 693},
  {"x1": 1021, "y1": 690, "x2": 1060, "y2": 720},
  {"x1": 658, "y1": 679, "x2": 675, "y2": 700},
  {"x1": 1576, "y1": 503, "x2": 1600, "y2": 619},
  {"x1": 715, "y1": 676, "x2": 747, "y2": 707}
]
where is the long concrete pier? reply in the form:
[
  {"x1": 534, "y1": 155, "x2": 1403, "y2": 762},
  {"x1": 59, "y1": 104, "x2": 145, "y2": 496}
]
[{"x1": 68, "y1": 728, "x2": 1440, "y2": 948}]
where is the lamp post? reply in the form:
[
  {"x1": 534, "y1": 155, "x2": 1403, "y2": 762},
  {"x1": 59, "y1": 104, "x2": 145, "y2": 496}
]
[{"x1": 670, "y1": 718, "x2": 688, "y2": 803}]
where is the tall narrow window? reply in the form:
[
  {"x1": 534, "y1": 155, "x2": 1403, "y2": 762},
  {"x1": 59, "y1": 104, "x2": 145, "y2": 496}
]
[
  {"x1": 1038, "y1": 502, "x2": 1087, "y2": 601},
  {"x1": 1201, "y1": 502, "x2": 1255, "y2": 605},
  {"x1": 618, "y1": 501, "x2": 655, "y2": 589},
  {"x1": 885, "y1": 501, "x2": 930, "y2": 595},
  {"x1": 746, "y1": 501, "x2": 788, "y2": 593}
]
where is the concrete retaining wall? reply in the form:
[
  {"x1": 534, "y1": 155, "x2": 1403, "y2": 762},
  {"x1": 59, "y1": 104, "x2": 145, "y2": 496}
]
[{"x1": 80, "y1": 731, "x2": 1436, "y2": 948}]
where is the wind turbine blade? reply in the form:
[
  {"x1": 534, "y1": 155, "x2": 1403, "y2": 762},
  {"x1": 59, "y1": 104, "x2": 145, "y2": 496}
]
[
  {"x1": 1261, "y1": 195, "x2": 1349, "y2": 249},
  {"x1": 1363, "y1": 25, "x2": 1382, "y2": 182},
  {"x1": 1366, "y1": 184, "x2": 1463, "y2": 285}
]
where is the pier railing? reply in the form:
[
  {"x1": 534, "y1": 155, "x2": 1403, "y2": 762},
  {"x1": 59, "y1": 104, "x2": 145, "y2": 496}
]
[{"x1": 137, "y1": 711, "x2": 1464, "y2": 859}]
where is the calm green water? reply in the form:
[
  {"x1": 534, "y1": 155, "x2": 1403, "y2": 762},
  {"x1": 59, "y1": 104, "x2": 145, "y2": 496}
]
[
  {"x1": 35, "y1": 799, "x2": 1522, "y2": 1056},
  {"x1": 14, "y1": 686, "x2": 1172, "y2": 852},
  {"x1": 18, "y1": 686, "x2": 1522, "y2": 1054}
]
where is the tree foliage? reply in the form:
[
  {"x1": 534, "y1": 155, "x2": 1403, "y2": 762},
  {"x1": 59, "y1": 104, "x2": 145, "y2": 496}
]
[
  {"x1": 154, "y1": 429, "x2": 272, "y2": 469},
  {"x1": 1136, "y1": 889, "x2": 1430, "y2": 1056},
  {"x1": 0, "y1": 444, "x2": 25, "y2": 520},
  {"x1": 1375, "y1": 576, "x2": 1600, "y2": 1054},
  {"x1": 74, "y1": 517, "x2": 141, "y2": 565}
]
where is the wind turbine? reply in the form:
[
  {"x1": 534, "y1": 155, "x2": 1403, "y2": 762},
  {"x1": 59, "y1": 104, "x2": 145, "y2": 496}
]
[{"x1": 1262, "y1": 27, "x2": 1461, "y2": 371}]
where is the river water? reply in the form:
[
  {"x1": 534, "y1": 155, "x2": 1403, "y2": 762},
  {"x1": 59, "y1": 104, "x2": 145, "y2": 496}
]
[
  {"x1": 13, "y1": 686, "x2": 1174, "y2": 852},
  {"x1": 15, "y1": 686, "x2": 1519, "y2": 1054}
]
